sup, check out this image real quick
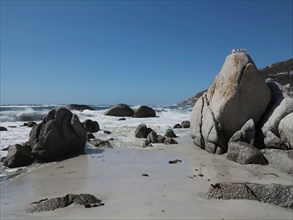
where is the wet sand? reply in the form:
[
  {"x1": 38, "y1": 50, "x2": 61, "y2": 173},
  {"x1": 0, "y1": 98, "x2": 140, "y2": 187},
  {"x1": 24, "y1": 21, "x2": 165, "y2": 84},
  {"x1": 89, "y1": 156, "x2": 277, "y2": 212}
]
[{"x1": 1, "y1": 135, "x2": 292, "y2": 219}]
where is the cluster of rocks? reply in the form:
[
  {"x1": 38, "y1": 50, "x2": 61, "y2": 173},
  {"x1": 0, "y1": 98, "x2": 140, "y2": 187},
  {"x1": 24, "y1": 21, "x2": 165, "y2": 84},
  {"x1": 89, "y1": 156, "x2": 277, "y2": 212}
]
[
  {"x1": 1, "y1": 108, "x2": 87, "y2": 168},
  {"x1": 104, "y1": 104, "x2": 156, "y2": 118},
  {"x1": 134, "y1": 124, "x2": 178, "y2": 147},
  {"x1": 190, "y1": 52, "x2": 293, "y2": 174},
  {"x1": 173, "y1": 120, "x2": 190, "y2": 128},
  {"x1": 23, "y1": 121, "x2": 37, "y2": 127}
]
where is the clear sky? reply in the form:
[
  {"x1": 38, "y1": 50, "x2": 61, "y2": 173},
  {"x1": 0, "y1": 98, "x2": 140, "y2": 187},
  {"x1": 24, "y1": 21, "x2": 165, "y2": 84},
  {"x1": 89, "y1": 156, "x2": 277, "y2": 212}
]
[{"x1": 1, "y1": 0, "x2": 292, "y2": 105}]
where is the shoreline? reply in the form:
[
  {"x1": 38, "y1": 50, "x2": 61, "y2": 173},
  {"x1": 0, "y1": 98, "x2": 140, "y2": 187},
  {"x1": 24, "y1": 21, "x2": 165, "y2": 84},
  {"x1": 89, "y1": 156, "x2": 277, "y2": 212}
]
[{"x1": 1, "y1": 135, "x2": 292, "y2": 219}]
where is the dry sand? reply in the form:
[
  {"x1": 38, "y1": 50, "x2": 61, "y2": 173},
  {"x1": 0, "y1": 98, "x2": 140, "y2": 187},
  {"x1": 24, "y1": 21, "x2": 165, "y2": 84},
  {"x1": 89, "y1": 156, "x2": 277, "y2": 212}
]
[{"x1": 1, "y1": 135, "x2": 292, "y2": 219}]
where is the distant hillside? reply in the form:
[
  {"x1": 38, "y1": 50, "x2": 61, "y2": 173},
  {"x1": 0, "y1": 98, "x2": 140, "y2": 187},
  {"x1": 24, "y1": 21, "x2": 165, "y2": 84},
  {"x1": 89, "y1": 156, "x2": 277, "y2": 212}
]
[
  {"x1": 259, "y1": 58, "x2": 293, "y2": 88},
  {"x1": 179, "y1": 58, "x2": 293, "y2": 107}
]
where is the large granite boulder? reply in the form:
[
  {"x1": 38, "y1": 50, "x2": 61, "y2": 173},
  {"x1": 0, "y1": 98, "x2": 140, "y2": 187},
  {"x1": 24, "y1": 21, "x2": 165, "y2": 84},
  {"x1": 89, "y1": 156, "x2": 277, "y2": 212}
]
[
  {"x1": 227, "y1": 142, "x2": 267, "y2": 165},
  {"x1": 134, "y1": 106, "x2": 156, "y2": 117},
  {"x1": 227, "y1": 119, "x2": 267, "y2": 165},
  {"x1": 191, "y1": 52, "x2": 271, "y2": 154},
  {"x1": 207, "y1": 182, "x2": 293, "y2": 209},
  {"x1": 2, "y1": 144, "x2": 34, "y2": 168},
  {"x1": 259, "y1": 80, "x2": 293, "y2": 149},
  {"x1": 66, "y1": 104, "x2": 95, "y2": 111},
  {"x1": 104, "y1": 103, "x2": 134, "y2": 117},
  {"x1": 28, "y1": 107, "x2": 87, "y2": 162},
  {"x1": 262, "y1": 149, "x2": 293, "y2": 174}
]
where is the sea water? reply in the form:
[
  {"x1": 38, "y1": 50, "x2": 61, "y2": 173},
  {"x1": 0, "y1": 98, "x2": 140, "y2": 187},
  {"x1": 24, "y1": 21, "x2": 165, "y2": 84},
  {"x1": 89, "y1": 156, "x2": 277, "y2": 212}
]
[{"x1": 0, "y1": 104, "x2": 192, "y2": 181}]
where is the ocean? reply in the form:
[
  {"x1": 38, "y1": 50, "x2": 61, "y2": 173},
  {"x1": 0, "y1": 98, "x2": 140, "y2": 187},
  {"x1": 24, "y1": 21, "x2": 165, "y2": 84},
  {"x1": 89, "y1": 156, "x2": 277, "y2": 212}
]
[{"x1": 0, "y1": 104, "x2": 192, "y2": 181}]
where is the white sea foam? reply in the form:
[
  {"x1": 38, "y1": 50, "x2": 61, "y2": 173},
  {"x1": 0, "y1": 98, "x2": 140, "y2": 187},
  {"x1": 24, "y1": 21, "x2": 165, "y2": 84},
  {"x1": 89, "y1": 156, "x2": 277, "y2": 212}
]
[{"x1": 0, "y1": 104, "x2": 192, "y2": 181}]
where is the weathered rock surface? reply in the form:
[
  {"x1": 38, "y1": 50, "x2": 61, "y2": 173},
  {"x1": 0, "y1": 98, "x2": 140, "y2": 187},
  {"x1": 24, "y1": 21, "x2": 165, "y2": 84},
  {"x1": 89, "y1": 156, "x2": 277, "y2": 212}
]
[
  {"x1": 134, "y1": 124, "x2": 153, "y2": 138},
  {"x1": 279, "y1": 112, "x2": 293, "y2": 149},
  {"x1": 28, "y1": 107, "x2": 87, "y2": 162},
  {"x1": 228, "y1": 119, "x2": 255, "y2": 145},
  {"x1": 260, "y1": 80, "x2": 293, "y2": 149},
  {"x1": 134, "y1": 106, "x2": 156, "y2": 118},
  {"x1": 83, "y1": 119, "x2": 100, "y2": 133},
  {"x1": 191, "y1": 52, "x2": 271, "y2": 154},
  {"x1": 104, "y1": 103, "x2": 134, "y2": 117},
  {"x1": 66, "y1": 104, "x2": 95, "y2": 111},
  {"x1": 26, "y1": 194, "x2": 103, "y2": 213},
  {"x1": 262, "y1": 149, "x2": 293, "y2": 174},
  {"x1": 227, "y1": 142, "x2": 267, "y2": 165},
  {"x1": 2, "y1": 144, "x2": 34, "y2": 168},
  {"x1": 207, "y1": 182, "x2": 293, "y2": 209}
]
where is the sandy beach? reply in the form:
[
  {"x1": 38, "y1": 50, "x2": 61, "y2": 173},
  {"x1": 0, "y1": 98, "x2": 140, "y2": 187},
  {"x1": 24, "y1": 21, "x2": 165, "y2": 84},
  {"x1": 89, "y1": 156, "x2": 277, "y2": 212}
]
[{"x1": 1, "y1": 135, "x2": 292, "y2": 219}]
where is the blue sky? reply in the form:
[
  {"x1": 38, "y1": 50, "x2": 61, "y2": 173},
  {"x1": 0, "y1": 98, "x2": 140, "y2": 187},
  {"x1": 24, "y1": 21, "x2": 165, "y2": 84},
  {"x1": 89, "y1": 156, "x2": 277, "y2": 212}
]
[{"x1": 1, "y1": 0, "x2": 292, "y2": 105}]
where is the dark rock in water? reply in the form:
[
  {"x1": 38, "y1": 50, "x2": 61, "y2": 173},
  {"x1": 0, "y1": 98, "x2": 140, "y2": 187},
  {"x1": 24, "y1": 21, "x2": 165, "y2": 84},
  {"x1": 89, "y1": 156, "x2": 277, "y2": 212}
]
[
  {"x1": 134, "y1": 106, "x2": 156, "y2": 118},
  {"x1": 135, "y1": 124, "x2": 153, "y2": 138},
  {"x1": 2, "y1": 144, "x2": 34, "y2": 168},
  {"x1": 103, "y1": 130, "x2": 111, "y2": 134},
  {"x1": 118, "y1": 118, "x2": 126, "y2": 121},
  {"x1": 158, "y1": 135, "x2": 166, "y2": 143},
  {"x1": 83, "y1": 119, "x2": 100, "y2": 133},
  {"x1": 262, "y1": 149, "x2": 293, "y2": 174},
  {"x1": 173, "y1": 121, "x2": 190, "y2": 129},
  {"x1": 104, "y1": 103, "x2": 134, "y2": 117},
  {"x1": 0, "y1": 127, "x2": 8, "y2": 131},
  {"x1": 173, "y1": 124, "x2": 181, "y2": 128},
  {"x1": 66, "y1": 104, "x2": 95, "y2": 111},
  {"x1": 164, "y1": 137, "x2": 178, "y2": 145},
  {"x1": 23, "y1": 121, "x2": 37, "y2": 127},
  {"x1": 164, "y1": 129, "x2": 177, "y2": 138},
  {"x1": 26, "y1": 193, "x2": 104, "y2": 213},
  {"x1": 28, "y1": 107, "x2": 87, "y2": 162},
  {"x1": 90, "y1": 138, "x2": 112, "y2": 148},
  {"x1": 227, "y1": 142, "x2": 267, "y2": 165},
  {"x1": 147, "y1": 131, "x2": 158, "y2": 143},
  {"x1": 207, "y1": 182, "x2": 293, "y2": 209},
  {"x1": 181, "y1": 121, "x2": 190, "y2": 128}
]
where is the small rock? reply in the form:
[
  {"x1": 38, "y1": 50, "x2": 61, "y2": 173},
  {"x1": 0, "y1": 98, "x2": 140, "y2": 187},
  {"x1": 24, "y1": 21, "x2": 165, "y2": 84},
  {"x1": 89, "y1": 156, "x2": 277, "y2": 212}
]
[
  {"x1": 168, "y1": 159, "x2": 182, "y2": 164},
  {"x1": 0, "y1": 127, "x2": 8, "y2": 131},
  {"x1": 164, "y1": 129, "x2": 177, "y2": 138}
]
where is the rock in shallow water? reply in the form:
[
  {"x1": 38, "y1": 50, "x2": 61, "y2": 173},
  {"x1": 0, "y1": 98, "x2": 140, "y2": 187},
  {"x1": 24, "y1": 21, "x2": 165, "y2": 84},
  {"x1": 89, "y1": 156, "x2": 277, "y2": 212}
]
[{"x1": 28, "y1": 107, "x2": 87, "y2": 162}]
